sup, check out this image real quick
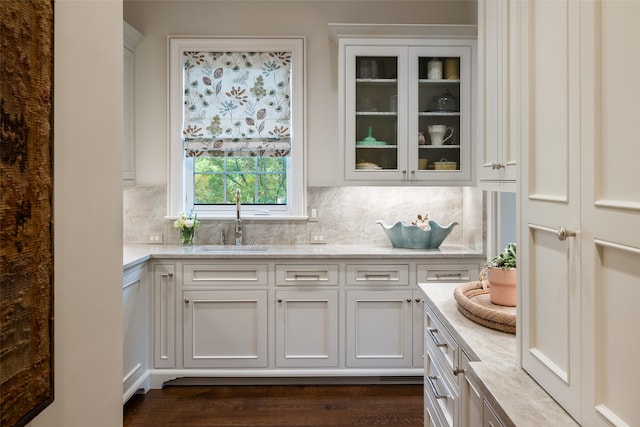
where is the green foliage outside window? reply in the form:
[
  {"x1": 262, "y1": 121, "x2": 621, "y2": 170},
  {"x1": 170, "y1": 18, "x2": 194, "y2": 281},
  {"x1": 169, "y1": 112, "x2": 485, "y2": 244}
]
[{"x1": 194, "y1": 157, "x2": 287, "y2": 205}]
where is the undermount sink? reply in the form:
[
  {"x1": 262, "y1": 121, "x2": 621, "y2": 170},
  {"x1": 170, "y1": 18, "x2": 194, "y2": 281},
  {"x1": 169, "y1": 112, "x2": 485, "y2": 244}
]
[{"x1": 197, "y1": 245, "x2": 270, "y2": 252}]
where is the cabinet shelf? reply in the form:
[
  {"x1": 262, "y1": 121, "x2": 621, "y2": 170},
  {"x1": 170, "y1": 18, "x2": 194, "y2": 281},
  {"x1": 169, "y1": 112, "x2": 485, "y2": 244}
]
[
  {"x1": 356, "y1": 78, "x2": 398, "y2": 84},
  {"x1": 356, "y1": 144, "x2": 398, "y2": 149},
  {"x1": 419, "y1": 145, "x2": 460, "y2": 149},
  {"x1": 418, "y1": 112, "x2": 460, "y2": 117},
  {"x1": 356, "y1": 112, "x2": 397, "y2": 116},
  {"x1": 418, "y1": 79, "x2": 461, "y2": 84}
]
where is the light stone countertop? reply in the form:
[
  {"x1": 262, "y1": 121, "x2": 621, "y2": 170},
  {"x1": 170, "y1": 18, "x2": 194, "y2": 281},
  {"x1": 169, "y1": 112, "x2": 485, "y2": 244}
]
[
  {"x1": 419, "y1": 282, "x2": 579, "y2": 427},
  {"x1": 123, "y1": 243, "x2": 484, "y2": 270}
]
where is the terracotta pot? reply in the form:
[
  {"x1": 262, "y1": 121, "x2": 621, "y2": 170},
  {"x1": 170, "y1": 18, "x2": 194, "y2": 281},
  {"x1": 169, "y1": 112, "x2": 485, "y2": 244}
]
[{"x1": 488, "y1": 267, "x2": 517, "y2": 307}]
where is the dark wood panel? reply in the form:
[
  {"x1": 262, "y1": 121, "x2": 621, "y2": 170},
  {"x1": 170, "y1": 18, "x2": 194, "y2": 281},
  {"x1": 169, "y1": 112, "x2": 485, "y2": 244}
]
[{"x1": 124, "y1": 384, "x2": 423, "y2": 427}]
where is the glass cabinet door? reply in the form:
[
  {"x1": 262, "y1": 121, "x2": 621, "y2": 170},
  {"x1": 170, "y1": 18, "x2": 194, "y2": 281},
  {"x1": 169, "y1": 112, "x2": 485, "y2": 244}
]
[
  {"x1": 345, "y1": 46, "x2": 408, "y2": 180},
  {"x1": 410, "y1": 46, "x2": 472, "y2": 182},
  {"x1": 341, "y1": 41, "x2": 473, "y2": 184}
]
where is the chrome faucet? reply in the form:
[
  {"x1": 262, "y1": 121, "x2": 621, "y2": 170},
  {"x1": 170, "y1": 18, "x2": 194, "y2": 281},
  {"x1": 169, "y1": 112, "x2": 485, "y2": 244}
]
[{"x1": 235, "y1": 188, "x2": 242, "y2": 246}]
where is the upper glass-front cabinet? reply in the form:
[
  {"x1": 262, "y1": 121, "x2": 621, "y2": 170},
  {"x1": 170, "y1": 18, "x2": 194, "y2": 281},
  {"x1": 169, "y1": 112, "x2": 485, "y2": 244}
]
[{"x1": 340, "y1": 39, "x2": 474, "y2": 184}]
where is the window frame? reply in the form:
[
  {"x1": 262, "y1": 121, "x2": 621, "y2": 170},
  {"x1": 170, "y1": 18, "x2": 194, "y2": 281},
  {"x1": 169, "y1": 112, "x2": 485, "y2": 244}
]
[{"x1": 168, "y1": 37, "x2": 307, "y2": 220}]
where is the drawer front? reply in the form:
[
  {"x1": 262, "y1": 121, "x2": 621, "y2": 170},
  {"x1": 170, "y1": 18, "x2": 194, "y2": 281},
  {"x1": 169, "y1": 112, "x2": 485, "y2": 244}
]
[
  {"x1": 183, "y1": 264, "x2": 268, "y2": 287},
  {"x1": 425, "y1": 348, "x2": 456, "y2": 427},
  {"x1": 417, "y1": 263, "x2": 479, "y2": 283},
  {"x1": 425, "y1": 308, "x2": 459, "y2": 382},
  {"x1": 275, "y1": 264, "x2": 339, "y2": 286},
  {"x1": 346, "y1": 264, "x2": 409, "y2": 286}
]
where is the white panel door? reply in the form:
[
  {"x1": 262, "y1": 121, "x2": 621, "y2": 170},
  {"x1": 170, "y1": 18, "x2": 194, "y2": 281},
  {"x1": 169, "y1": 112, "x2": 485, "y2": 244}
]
[
  {"x1": 580, "y1": 1, "x2": 640, "y2": 426},
  {"x1": 346, "y1": 290, "x2": 413, "y2": 368},
  {"x1": 519, "y1": 0, "x2": 582, "y2": 421},
  {"x1": 183, "y1": 290, "x2": 268, "y2": 368},
  {"x1": 275, "y1": 290, "x2": 338, "y2": 367},
  {"x1": 153, "y1": 264, "x2": 175, "y2": 369},
  {"x1": 123, "y1": 266, "x2": 148, "y2": 397}
]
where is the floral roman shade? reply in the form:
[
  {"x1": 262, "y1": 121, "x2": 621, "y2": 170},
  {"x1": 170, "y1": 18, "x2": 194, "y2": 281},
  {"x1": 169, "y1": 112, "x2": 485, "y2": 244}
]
[{"x1": 182, "y1": 51, "x2": 292, "y2": 157}]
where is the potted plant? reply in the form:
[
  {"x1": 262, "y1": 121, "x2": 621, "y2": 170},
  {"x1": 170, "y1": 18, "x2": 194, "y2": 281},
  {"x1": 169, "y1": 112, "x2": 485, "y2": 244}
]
[{"x1": 482, "y1": 243, "x2": 517, "y2": 306}]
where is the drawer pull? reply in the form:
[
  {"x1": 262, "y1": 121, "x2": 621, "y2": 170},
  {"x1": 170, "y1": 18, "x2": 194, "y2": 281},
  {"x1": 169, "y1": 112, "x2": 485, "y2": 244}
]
[
  {"x1": 293, "y1": 274, "x2": 321, "y2": 280},
  {"x1": 427, "y1": 328, "x2": 447, "y2": 348},
  {"x1": 453, "y1": 368, "x2": 466, "y2": 376},
  {"x1": 435, "y1": 272, "x2": 462, "y2": 279},
  {"x1": 364, "y1": 273, "x2": 392, "y2": 279},
  {"x1": 160, "y1": 273, "x2": 174, "y2": 278},
  {"x1": 427, "y1": 376, "x2": 447, "y2": 400}
]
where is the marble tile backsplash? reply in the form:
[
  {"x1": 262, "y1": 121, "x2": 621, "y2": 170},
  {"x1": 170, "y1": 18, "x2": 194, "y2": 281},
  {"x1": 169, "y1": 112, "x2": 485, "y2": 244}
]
[{"x1": 123, "y1": 185, "x2": 485, "y2": 251}]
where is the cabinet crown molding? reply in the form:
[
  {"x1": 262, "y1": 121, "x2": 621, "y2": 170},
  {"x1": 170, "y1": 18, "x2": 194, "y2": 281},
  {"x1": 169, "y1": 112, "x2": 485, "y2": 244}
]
[{"x1": 328, "y1": 23, "x2": 477, "y2": 41}]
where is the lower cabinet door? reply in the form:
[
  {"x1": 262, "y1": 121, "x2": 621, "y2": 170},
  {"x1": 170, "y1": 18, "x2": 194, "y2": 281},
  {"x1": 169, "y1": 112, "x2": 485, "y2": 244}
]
[
  {"x1": 123, "y1": 265, "x2": 148, "y2": 399},
  {"x1": 183, "y1": 290, "x2": 268, "y2": 368},
  {"x1": 275, "y1": 290, "x2": 338, "y2": 367},
  {"x1": 460, "y1": 352, "x2": 483, "y2": 427},
  {"x1": 424, "y1": 347, "x2": 457, "y2": 427},
  {"x1": 346, "y1": 290, "x2": 413, "y2": 368},
  {"x1": 483, "y1": 399, "x2": 506, "y2": 427}
]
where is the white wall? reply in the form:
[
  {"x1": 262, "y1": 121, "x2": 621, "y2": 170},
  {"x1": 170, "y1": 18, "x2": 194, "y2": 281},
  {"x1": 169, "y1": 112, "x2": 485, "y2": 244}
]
[
  {"x1": 123, "y1": 0, "x2": 476, "y2": 186},
  {"x1": 30, "y1": 1, "x2": 124, "y2": 426}
]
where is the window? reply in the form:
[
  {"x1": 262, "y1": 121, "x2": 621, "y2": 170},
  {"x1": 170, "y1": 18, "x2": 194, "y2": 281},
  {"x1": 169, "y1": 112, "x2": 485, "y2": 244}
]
[{"x1": 168, "y1": 37, "x2": 306, "y2": 219}]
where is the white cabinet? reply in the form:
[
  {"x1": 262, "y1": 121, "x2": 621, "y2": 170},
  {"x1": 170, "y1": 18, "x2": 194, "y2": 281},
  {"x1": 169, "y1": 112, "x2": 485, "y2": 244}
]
[
  {"x1": 123, "y1": 264, "x2": 149, "y2": 402},
  {"x1": 183, "y1": 290, "x2": 268, "y2": 368},
  {"x1": 181, "y1": 263, "x2": 269, "y2": 368},
  {"x1": 459, "y1": 352, "x2": 482, "y2": 427},
  {"x1": 423, "y1": 298, "x2": 514, "y2": 427},
  {"x1": 346, "y1": 290, "x2": 414, "y2": 368},
  {"x1": 338, "y1": 36, "x2": 475, "y2": 185},
  {"x1": 477, "y1": 0, "x2": 519, "y2": 191},
  {"x1": 152, "y1": 263, "x2": 176, "y2": 369},
  {"x1": 483, "y1": 399, "x2": 506, "y2": 427},
  {"x1": 423, "y1": 303, "x2": 460, "y2": 427},
  {"x1": 123, "y1": 21, "x2": 143, "y2": 184},
  {"x1": 274, "y1": 264, "x2": 339, "y2": 368},
  {"x1": 275, "y1": 289, "x2": 339, "y2": 367},
  {"x1": 143, "y1": 256, "x2": 484, "y2": 386},
  {"x1": 344, "y1": 262, "x2": 426, "y2": 368},
  {"x1": 519, "y1": 2, "x2": 640, "y2": 426}
]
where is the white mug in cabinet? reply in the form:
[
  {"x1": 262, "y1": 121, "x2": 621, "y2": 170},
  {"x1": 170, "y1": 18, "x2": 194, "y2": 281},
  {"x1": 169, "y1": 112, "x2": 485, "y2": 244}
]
[
  {"x1": 427, "y1": 58, "x2": 443, "y2": 79},
  {"x1": 428, "y1": 125, "x2": 454, "y2": 146}
]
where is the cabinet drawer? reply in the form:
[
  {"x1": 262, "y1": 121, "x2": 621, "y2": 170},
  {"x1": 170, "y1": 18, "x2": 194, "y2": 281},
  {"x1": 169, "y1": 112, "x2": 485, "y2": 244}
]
[
  {"x1": 275, "y1": 264, "x2": 339, "y2": 286},
  {"x1": 346, "y1": 264, "x2": 409, "y2": 286},
  {"x1": 183, "y1": 264, "x2": 268, "y2": 287},
  {"x1": 425, "y1": 307, "x2": 459, "y2": 383},
  {"x1": 425, "y1": 348, "x2": 456, "y2": 427},
  {"x1": 417, "y1": 263, "x2": 479, "y2": 283}
]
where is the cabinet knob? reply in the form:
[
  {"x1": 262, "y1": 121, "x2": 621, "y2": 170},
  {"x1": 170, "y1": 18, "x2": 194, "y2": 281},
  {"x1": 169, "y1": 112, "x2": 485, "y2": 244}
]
[
  {"x1": 160, "y1": 273, "x2": 173, "y2": 278},
  {"x1": 277, "y1": 298, "x2": 283, "y2": 303},
  {"x1": 410, "y1": 170, "x2": 416, "y2": 174},
  {"x1": 402, "y1": 170, "x2": 407, "y2": 174},
  {"x1": 453, "y1": 368, "x2": 466, "y2": 376},
  {"x1": 406, "y1": 298, "x2": 412, "y2": 302},
  {"x1": 556, "y1": 226, "x2": 577, "y2": 241},
  {"x1": 415, "y1": 298, "x2": 421, "y2": 303},
  {"x1": 491, "y1": 162, "x2": 505, "y2": 170},
  {"x1": 184, "y1": 299, "x2": 189, "y2": 304}
]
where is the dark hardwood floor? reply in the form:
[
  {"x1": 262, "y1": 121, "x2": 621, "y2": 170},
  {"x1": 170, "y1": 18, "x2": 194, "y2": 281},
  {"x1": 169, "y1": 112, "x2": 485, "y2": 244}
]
[{"x1": 123, "y1": 384, "x2": 424, "y2": 426}]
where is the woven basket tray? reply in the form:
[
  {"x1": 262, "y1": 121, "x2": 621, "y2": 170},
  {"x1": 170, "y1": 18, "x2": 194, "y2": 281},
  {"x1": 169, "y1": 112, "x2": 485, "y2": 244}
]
[{"x1": 453, "y1": 281, "x2": 516, "y2": 334}]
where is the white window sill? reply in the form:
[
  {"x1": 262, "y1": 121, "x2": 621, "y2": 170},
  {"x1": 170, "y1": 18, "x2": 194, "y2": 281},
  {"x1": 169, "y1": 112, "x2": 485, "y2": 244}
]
[{"x1": 165, "y1": 215, "x2": 309, "y2": 221}]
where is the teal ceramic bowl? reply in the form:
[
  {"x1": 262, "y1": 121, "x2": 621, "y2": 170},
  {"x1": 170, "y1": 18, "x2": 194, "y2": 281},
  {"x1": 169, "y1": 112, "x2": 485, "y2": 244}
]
[{"x1": 377, "y1": 220, "x2": 458, "y2": 249}]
